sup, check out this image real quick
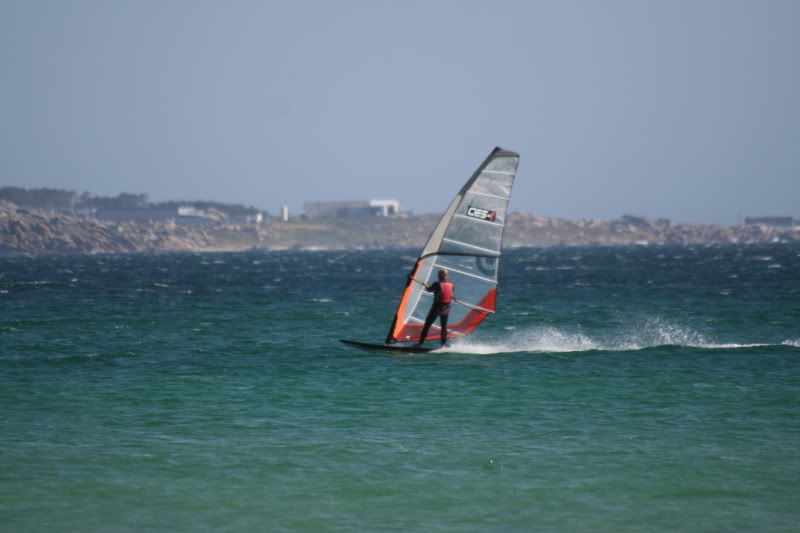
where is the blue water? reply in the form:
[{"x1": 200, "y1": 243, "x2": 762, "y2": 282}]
[{"x1": 1, "y1": 245, "x2": 799, "y2": 531}]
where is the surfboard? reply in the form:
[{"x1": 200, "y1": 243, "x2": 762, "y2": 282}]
[
  {"x1": 339, "y1": 339, "x2": 435, "y2": 353},
  {"x1": 340, "y1": 147, "x2": 520, "y2": 352}
]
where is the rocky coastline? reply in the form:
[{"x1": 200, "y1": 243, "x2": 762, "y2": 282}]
[{"x1": 1, "y1": 201, "x2": 797, "y2": 254}]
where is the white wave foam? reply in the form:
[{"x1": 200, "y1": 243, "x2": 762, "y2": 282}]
[
  {"x1": 443, "y1": 327, "x2": 602, "y2": 354},
  {"x1": 782, "y1": 339, "x2": 800, "y2": 348},
  {"x1": 440, "y1": 318, "x2": 784, "y2": 355}
]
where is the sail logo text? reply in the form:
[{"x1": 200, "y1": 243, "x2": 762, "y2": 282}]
[{"x1": 466, "y1": 206, "x2": 496, "y2": 222}]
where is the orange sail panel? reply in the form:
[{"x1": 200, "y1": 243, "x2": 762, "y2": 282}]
[{"x1": 385, "y1": 147, "x2": 519, "y2": 344}]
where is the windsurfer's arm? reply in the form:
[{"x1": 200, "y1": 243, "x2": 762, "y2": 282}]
[{"x1": 409, "y1": 277, "x2": 433, "y2": 290}]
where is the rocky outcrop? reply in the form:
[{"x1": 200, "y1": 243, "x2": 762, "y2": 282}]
[
  {"x1": 0, "y1": 201, "x2": 219, "y2": 253},
  {"x1": 1, "y1": 201, "x2": 797, "y2": 254},
  {"x1": 503, "y1": 213, "x2": 799, "y2": 247}
]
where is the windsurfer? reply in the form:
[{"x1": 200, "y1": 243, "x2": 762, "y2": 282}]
[{"x1": 417, "y1": 269, "x2": 454, "y2": 347}]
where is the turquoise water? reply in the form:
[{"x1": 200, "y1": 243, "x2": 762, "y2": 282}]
[{"x1": 1, "y1": 245, "x2": 799, "y2": 531}]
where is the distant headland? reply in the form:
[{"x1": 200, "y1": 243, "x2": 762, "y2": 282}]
[{"x1": 1, "y1": 187, "x2": 798, "y2": 254}]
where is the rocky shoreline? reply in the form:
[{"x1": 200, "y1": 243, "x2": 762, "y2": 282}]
[{"x1": 1, "y1": 201, "x2": 797, "y2": 254}]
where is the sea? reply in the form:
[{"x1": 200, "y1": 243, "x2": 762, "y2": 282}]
[{"x1": 1, "y1": 244, "x2": 798, "y2": 532}]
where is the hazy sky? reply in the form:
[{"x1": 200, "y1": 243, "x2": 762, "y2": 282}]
[{"x1": 1, "y1": 1, "x2": 798, "y2": 223}]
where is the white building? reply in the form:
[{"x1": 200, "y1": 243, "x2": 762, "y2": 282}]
[{"x1": 304, "y1": 200, "x2": 401, "y2": 219}]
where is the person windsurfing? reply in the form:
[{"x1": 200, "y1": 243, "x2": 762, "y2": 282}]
[{"x1": 417, "y1": 269, "x2": 454, "y2": 347}]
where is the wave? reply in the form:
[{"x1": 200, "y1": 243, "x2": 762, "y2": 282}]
[
  {"x1": 18, "y1": 350, "x2": 140, "y2": 364},
  {"x1": 440, "y1": 319, "x2": 797, "y2": 355}
]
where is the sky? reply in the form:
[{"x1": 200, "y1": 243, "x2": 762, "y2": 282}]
[{"x1": 1, "y1": 1, "x2": 798, "y2": 224}]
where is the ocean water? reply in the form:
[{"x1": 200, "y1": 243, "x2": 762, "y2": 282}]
[{"x1": 1, "y1": 245, "x2": 798, "y2": 532}]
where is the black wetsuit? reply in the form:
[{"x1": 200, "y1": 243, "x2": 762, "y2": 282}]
[{"x1": 419, "y1": 281, "x2": 452, "y2": 346}]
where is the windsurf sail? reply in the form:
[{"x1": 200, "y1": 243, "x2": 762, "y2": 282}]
[{"x1": 385, "y1": 147, "x2": 520, "y2": 344}]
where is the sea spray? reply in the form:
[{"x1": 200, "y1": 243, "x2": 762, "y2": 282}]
[{"x1": 444, "y1": 316, "x2": 782, "y2": 354}]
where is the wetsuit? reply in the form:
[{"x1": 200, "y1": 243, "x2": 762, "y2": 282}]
[{"x1": 419, "y1": 281, "x2": 453, "y2": 346}]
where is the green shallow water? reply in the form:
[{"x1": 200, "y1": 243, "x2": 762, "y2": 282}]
[{"x1": 1, "y1": 246, "x2": 799, "y2": 531}]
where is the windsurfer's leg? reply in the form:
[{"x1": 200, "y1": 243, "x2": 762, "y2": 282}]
[
  {"x1": 439, "y1": 312, "x2": 449, "y2": 345},
  {"x1": 418, "y1": 307, "x2": 437, "y2": 345}
]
